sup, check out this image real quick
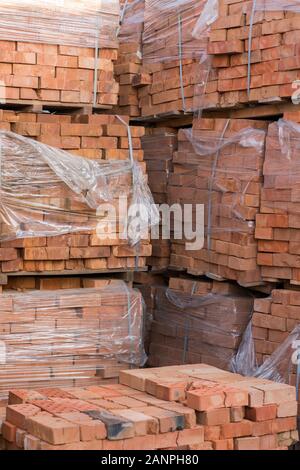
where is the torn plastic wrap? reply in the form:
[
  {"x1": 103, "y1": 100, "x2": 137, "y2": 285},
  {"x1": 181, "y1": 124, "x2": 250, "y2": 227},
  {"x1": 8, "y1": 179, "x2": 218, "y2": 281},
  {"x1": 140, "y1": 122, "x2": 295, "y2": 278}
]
[
  {"x1": 0, "y1": 282, "x2": 147, "y2": 397},
  {"x1": 0, "y1": 0, "x2": 119, "y2": 48},
  {"x1": 169, "y1": 118, "x2": 267, "y2": 287},
  {"x1": 256, "y1": 119, "x2": 300, "y2": 284},
  {"x1": 119, "y1": 0, "x2": 145, "y2": 45},
  {"x1": 148, "y1": 283, "x2": 254, "y2": 370},
  {"x1": 0, "y1": 130, "x2": 159, "y2": 246}
]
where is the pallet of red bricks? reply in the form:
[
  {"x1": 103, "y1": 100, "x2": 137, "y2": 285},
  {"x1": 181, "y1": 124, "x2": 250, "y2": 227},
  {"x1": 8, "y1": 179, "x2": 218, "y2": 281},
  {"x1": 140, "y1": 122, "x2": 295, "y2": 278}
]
[
  {"x1": 134, "y1": 0, "x2": 211, "y2": 118},
  {"x1": 169, "y1": 117, "x2": 267, "y2": 287},
  {"x1": 205, "y1": 0, "x2": 300, "y2": 109},
  {"x1": 142, "y1": 127, "x2": 178, "y2": 270},
  {"x1": 256, "y1": 118, "x2": 300, "y2": 285},
  {"x1": 0, "y1": 280, "x2": 146, "y2": 398},
  {"x1": 148, "y1": 277, "x2": 253, "y2": 370},
  {"x1": 0, "y1": 123, "x2": 155, "y2": 274},
  {"x1": 114, "y1": 0, "x2": 145, "y2": 118},
  {"x1": 0, "y1": 364, "x2": 298, "y2": 450},
  {"x1": 0, "y1": 0, "x2": 119, "y2": 108}
]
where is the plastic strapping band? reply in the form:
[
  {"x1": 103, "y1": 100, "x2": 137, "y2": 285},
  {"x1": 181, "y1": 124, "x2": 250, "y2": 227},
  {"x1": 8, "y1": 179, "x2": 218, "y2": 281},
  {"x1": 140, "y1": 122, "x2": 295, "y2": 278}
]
[
  {"x1": 178, "y1": 14, "x2": 186, "y2": 113},
  {"x1": 182, "y1": 319, "x2": 190, "y2": 364},
  {"x1": 93, "y1": 15, "x2": 101, "y2": 108},
  {"x1": 297, "y1": 350, "x2": 300, "y2": 401},
  {"x1": 247, "y1": 0, "x2": 257, "y2": 98},
  {"x1": 124, "y1": 282, "x2": 134, "y2": 368},
  {"x1": 117, "y1": 0, "x2": 129, "y2": 37},
  {"x1": 207, "y1": 119, "x2": 230, "y2": 254}
]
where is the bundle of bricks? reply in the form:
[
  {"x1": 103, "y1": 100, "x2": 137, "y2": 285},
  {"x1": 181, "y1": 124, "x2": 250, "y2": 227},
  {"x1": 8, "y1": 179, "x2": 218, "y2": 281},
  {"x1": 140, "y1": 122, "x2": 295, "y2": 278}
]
[
  {"x1": 0, "y1": 111, "x2": 145, "y2": 161},
  {"x1": 0, "y1": 282, "x2": 145, "y2": 399},
  {"x1": 1, "y1": 363, "x2": 297, "y2": 450},
  {"x1": 169, "y1": 117, "x2": 268, "y2": 287},
  {"x1": 206, "y1": 0, "x2": 300, "y2": 109},
  {"x1": 148, "y1": 277, "x2": 253, "y2": 370},
  {"x1": 256, "y1": 118, "x2": 300, "y2": 285},
  {"x1": 142, "y1": 127, "x2": 178, "y2": 270},
  {"x1": 0, "y1": 125, "x2": 152, "y2": 274},
  {"x1": 0, "y1": 0, "x2": 119, "y2": 108},
  {"x1": 252, "y1": 289, "x2": 300, "y2": 388},
  {"x1": 137, "y1": 0, "x2": 210, "y2": 117},
  {"x1": 114, "y1": 0, "x2": 145, "y2": 118}
]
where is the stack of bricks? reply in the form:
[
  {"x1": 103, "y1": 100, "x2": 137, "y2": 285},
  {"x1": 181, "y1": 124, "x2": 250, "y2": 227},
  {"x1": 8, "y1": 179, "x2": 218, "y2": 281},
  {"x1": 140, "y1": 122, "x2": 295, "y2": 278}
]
[
  {"x1": 114, "y1": 0, "x2": 145, "y2": 118},
  {"x1": 205, "y1": 1, "x2": 300, "y2": 109},
  {"x1": 0, "y1": 111, "x2": 145, "y2": 161},
  {"x1": 142, "y1": 127, "x2": 178, "y2": 270},
  {"x1": 1, "y1": 364, "x2": 298, "y2": 450},
  {"x1": 0, "y1": 282, "x2": 145, "y2": 399},
  {"x1": 137, "y1": 0, "x2": 210, "y2": 117},
  {"x1": 0, "y1": 1, "x2": 120, "y2": 108},
  {"x1": 148, "y1": 277, "x2": 253, "y2": 370},
  {"x1": 256, "y1": 118, "x2": 300, "y2": 285},
  {"x1": 169, "y1": 117, "x2": 268, "y2": 287},
  {"x1": 0, "y1": 122, "x2": 152, "y2": 274},
  {"x1": 252, "y1": 289, "x2": 300, "y2": 388}
]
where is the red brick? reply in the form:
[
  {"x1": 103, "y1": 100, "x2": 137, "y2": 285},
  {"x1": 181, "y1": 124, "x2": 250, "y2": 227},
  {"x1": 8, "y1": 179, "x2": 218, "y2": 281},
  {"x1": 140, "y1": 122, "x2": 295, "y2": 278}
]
[
  {"x1": 221, "y1": 420, "x2": 253, "y2": 439},
  {"x1": 246, "y1": 405, "x2": 277, "y2": 422}
]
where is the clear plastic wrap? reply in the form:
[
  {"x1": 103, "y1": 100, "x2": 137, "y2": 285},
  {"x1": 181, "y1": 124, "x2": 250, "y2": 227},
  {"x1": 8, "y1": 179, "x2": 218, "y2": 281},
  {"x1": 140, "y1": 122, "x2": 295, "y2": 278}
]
[
  {"x1": 0, "y1": 130, "x2": 158, "y2": 246},
  {"x1": 0, "y1": 282, "x2": 146, "y2": 397},
  {"x1": 148, "y1": 281, "x2": 254, "y2": 370},
  {"x1": 169, "y1": 117, "x2": 267, "y2": 286},
  {"x1": 119, "y1": 0, "x2": 145, "y2": 45},
  {"x1": 0, "y1": 0, "x2": 119, "y2": 48}
]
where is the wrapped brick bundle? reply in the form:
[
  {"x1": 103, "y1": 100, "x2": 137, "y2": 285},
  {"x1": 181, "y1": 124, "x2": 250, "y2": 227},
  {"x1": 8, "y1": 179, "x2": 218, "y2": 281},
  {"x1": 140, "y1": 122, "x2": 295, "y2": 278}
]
[
  {"x1": 0, "y1": 130, "x2": 158, "y2": 274},
  {"x1": 205, "y1": 0, "x2": 300, "y2": 109},
  {"x1": 0, "y1": 0, "x2": 120, "y2": 107},
  {"x1": 256, "y1": 119, "x2": 300, "y2": 285},
  {"x1": 114, "y1": 0, "x2": 145, "y2": 117},
  {"x1": 169, "y1": 117, "x2": 267, "y2": 287},
  {"x1": 142, "y1": 127, "x2": 178, "y2": 270},
  {"x1": 0, "y1": 282, "x2": 146, "y2": 399},
  {"x1": 148, "y1": 277, "x2": 253, "y2": 371},
  {"x1": 137, "y1": 0, "x2": 212, "y2": 117},
  {"x1": 1, "y1": 364, "x2": 298, "y2": 450},
  {"x1": 0, "y1": 111, "x2": 145, "y2": 162}
]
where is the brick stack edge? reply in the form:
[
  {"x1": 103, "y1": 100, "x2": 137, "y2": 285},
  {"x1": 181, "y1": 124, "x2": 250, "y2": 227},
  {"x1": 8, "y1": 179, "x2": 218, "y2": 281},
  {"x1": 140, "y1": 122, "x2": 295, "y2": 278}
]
[{"x1": 0, "y1": 365, "x2": 297, "y2": 450}]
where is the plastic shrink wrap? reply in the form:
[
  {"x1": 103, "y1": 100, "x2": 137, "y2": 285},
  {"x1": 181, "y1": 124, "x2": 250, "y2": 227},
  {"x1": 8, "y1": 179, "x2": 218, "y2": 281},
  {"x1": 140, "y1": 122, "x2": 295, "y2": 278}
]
[
  {"x1": 148, "y1": 277, "x2": 253, "y2": 370},
  {"x1": 256, "y1": 119, "x2": 300, "y2": 285},
  {"x1": 0, "y1": 130, "x2": 158, "y2": 273},
  {"x1": 168, "y1": 117, "x2": 267, "y2": 287},
  {"x1": 0, "y1": 282, "x2": 146, "y2": 398}
]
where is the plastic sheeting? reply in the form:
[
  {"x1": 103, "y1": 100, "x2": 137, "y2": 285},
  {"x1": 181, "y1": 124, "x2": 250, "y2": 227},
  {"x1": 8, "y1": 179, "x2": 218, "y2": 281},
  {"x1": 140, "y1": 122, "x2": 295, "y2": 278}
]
[
  {"x1": 0, "y1": 0, "x2": 119, "y2": 48},
  {"x1": 0, "y1": 131, "x2": 159, "y2": 246},
  {"x1": 0, "y1": 282, "x2": 146, "y2": 396},
  {"x1": 119, "y1": 0, "x2": 145, "y2": 45}
]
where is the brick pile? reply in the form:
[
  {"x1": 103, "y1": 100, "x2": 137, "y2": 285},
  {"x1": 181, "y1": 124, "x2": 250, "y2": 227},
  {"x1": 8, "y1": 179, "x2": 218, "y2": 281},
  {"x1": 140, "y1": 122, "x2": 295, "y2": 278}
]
[
  {"x1": 0, "y1": 111, "x2": 145, "y2": 161},
  {"x1": 137, "y1": 0, "x2": 210, "y2": 117},
  {"x1": 0, "y1": 282, "x2": 145, "y2": 399},
  {"x1": 0, "y1": 364, "x2": 297, "y2": 450},
  {"x1": 251, "y1": 289, "x2": 300, "y2": 387},
  {"x1": 205, "y1": 1, "x2": 300, "y2": 109},
  {"x1": 0, "y1": 125, "x2": 152, "y2": 274},
  {"x1": 256, "y1": 119, "x2": 300, "y2": 285},
  {"x1": 142, "y1": 127, "x2": 178, "y2": 270},
  {"x1": 0, "y1": 1, "x2": 120, "y2": 108},
  {"x1": 114, "y1": 0, "x2": 145, "y2": 118},
  {"x1": 169, "y1": 117, "x2": 267, "y2": 287},
  {"x1": 148, "y1": 277, "x2": 253, "y2": 370}
]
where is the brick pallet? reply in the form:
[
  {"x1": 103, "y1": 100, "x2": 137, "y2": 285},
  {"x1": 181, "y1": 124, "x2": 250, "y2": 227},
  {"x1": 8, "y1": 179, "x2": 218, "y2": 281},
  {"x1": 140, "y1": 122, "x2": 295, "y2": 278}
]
[
  {"x1": 0, "y1": 1, "x2": 120, "y2": 108},
  {"x1": 113, "y1": 0, "x2": 145, "y2": 118},
  {"x1": 251, "y1": 290, "x2": 300, "y2": 388},
  {"x1": 148, "y1": 277, "x2": 253, "y2": 370},
  {"x1": 256, "y1": 118, "x2": 300, "y2": 285},
  {"x1": 0, "y1": 282, "x2": 145, "y2": 399},
  {"x1": 142, "y1": 127, "x2": 178, "y2": 270},
  {"x1": 1, "y1": 364, "x2": 297, "y2": 450},
  {"x1": 0, "y1": 125, "x2": 153, "y2": 274},
  {"x1": 169, "y1": 117, "x2": 267, "y2": 287},
  {"x1": 205, "y1": 1, "x2": 300, "y2": 109}
]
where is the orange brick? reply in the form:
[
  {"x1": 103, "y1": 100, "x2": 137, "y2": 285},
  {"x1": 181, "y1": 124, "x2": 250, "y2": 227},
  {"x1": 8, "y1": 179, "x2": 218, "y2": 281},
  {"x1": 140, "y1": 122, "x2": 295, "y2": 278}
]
[
  {"x1": 246, "y1": 405, "x2": 277, "y2": 422},
  {"x1": 221, "y1": 420, "x2": 253, "y2": 439}
]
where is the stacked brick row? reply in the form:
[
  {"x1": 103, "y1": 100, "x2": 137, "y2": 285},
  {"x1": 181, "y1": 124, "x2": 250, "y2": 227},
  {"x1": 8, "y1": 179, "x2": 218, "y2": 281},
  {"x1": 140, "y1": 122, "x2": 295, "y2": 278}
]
[{"x1": 0, "y1": 364, "x2": 297, "y2": 450}]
